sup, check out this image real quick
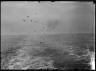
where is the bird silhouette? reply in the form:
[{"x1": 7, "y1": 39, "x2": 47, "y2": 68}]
[
  {"x1": 23, "y1": 19, "x2": 26, "y2": 22},
  {"x1": 31, "y1": 20, "x2": 33, "y2": 22},
  {"x1": 27, "y1": 16, "x2": 29, "y2": 18}
]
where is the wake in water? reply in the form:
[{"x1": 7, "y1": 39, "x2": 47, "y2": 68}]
[{"x1": 1, "y1": 34, "x2": 95, "y2": 70}]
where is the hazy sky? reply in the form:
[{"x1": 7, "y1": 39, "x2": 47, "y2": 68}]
[{"x1": 1, "y1": 2, "x2": 95, "y2": 35}]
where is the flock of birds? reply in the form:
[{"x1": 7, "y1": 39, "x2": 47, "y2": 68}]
[{"x1": 22, "y1": 15, "x2": 57, "y2": 35}]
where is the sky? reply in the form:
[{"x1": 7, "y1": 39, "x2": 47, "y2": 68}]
[{"x1": 1, "y1": 1, "x2": 95, "y2": 35}]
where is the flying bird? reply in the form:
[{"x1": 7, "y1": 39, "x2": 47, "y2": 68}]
[
  {"x1": 23, "y1": 19, "x2": 26, "y2": 22},
  {"x1": 31, "y1": 20, "x2": 33, "y2": 22},
  {"x1": 27, "y1": 16, "x2": 29, "y2": 18}
]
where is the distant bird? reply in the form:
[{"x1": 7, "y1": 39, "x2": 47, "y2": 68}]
[
  {"x1": 27, "y1": 16, "x2": 29, "y2": 18},
  {"x1": 31, "y1": 20, "x2": 33, "y2": 22},
  {"x1": 40, "y1": 42, "x2": 43, "y2": 44},
  {"x1": 23, "y1": 19, "x2": 26, "y2": 22}
]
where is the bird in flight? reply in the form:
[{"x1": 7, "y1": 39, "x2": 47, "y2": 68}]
[
  {"x1": 31, "y1": 20, "x2": 33, "y2": 22},
  {"x1": 23, "y1": 19, "x2": 26, "y2": 22},
  {"x1": 27, "y1": 16, "x2": 29, "y2": 18}
]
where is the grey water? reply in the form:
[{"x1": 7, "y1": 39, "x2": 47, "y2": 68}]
[{"x1": 1, "y1": 33, "x2": 95, "y2": 70}]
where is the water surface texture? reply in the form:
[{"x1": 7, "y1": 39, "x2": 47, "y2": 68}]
[{"x1": 1, "y1": 33, "x2": 95, "y2": 70}]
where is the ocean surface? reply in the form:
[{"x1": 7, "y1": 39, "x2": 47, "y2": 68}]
[{"x1": 1, "y1": 33, "x2": 95, "y2": 70}]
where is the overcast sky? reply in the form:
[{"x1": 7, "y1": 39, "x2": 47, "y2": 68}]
[{"x1": 1, "y1": 2, "x2": 95, "y2": 35}]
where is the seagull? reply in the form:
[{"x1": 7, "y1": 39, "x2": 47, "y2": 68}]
[
  {"x1": 27, "y1": 16, "x2": 29, "y2": 18},
  {"x1": 31, "y1": 20, "x2": 33, "y2": 22},
  {"x1": 23, "y1": 19, "x2": 26, "y2": 22}
]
